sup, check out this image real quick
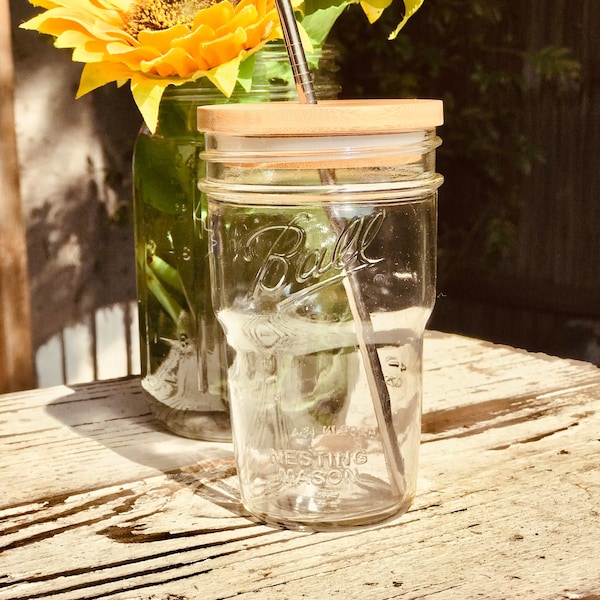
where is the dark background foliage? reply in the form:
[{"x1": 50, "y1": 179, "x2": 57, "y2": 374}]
[{"x1": 331, "y1": 0, "x2": 600, "y2": 364}]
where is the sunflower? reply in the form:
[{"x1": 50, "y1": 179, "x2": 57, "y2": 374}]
[
  {"x1": 21, "y1": 0, "x2": 424, "y2": 131},
  {"x1": 22, "y1": 0, "x2": 285, "y2": 131}
]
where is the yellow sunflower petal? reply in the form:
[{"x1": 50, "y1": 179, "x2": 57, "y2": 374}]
[
  {"x1": 236, "y1": 0, "x2": 259, "y2": 11},
  {"x1": 201, "y1": 28, "x2": 248, "y2": 68},
  {"x1": 388, "y1": 0, "x2": 425, "y2": 39},
  {"x1": 25, "y1": 0, "x2": 61, "y2": 9},
  {"x1": 193, "y1": 1, "x2": 235, "y2": 30},
  {"x1": 238, "y1": 1, "x2": 281, "y2": 47},
  {"x1": 23, "y1": 9, "x2": 130, "y2": 46},
  {"x1": 77, "y1": 60, "x2": 133, "y2": 96},
  {"x1": 53, "y1": 29, "x2": 90, "y2": 48},
  {"x1": 172, "y1": 24, "x2": 215, "y2": 48},
  {"x1": 359, "y1": 0, "x2": 391, "y2": 24},
  {"x1": 223, "y1": 4, "x2": 259, "y2": 34},
  {"x1": 243, "y1": 21, "x2": 270, "y2": 48},
  {"x1": 170, "y1": 28, "x2": 215, "y2": 71},
  {"x1": 205, "y1": 56, "x2": 242, "y2": 97},
  {"x1": 137, "y1": 25, "x2": 191, "y2": 54},
  {"x1": 54, "y1": 0, "x2": 128, "y2": 19},
  {"x1": 141, "y1": 47, "x2": 197, "y2": 77},
  {"x1": 30, "y1": 2, "x2": 122, "y2": 28},
  {"x1": 103, "y1": 41, "x2": 161, "y2": 71},
  {"x1": 130, "y1": 76, "x2": 172, "y2": 132},
  {"x1": 297, "y1": 19, "x2": 313, "y2": 53}
]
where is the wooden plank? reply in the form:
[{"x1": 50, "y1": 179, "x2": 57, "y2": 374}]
[
  {"x1": 0, "y1": 0, "x2": 34, "y2": 393},
  {"x1": 34, "y1": 301, "x2": 141, "y2": 387},
  {"x1": 95, "y1": 304, "x2": 130, "y2": 380},
  {"x1": 127, "y1": 300, "x2": 141, "y2": 376},
  {"x1": 0, "y1": 333, "x2": 599, "y2": 599},
  {"x1": 35, "y1": 335, "x2": 65, "y2": 388},
  {"x1": 63, "y1": 316, "x2": 96, "y2": 384}
]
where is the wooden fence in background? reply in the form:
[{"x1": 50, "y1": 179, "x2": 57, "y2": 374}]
[
  {"x1": 432, "y1": 0, "x2": 600, "y2": 364},
  {"x1": 516, "y1": 0, "x2": 600, "y2": 295},
  {"x1": 35, "y1": 301, "x2": 140, "y2": 387}
]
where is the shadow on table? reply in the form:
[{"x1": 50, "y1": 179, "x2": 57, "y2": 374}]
[{"x1": 44, "y1": 377, "x2": 247, "y2": 517}]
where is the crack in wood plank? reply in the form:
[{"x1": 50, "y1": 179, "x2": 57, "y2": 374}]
[{"x1": 490, "y1": 421, "x2": 580, "y2": 450}]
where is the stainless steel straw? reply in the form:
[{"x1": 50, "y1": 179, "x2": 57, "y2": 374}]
[{"x1": 273, "y1": 0, "x2": 405, "y2": 497}]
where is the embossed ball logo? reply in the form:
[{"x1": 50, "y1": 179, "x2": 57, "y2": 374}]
[{"x1": 240, "y1": 211, "x2": 386, "y2": 299}]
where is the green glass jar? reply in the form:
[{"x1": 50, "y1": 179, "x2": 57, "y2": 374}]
[{"x1": 133, "y1": 43, "x2": 339, "y2": 441}]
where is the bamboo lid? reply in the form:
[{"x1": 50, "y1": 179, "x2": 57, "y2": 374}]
[{"x1": 197, "y1": 99, "x2": 443, "y2": 135}]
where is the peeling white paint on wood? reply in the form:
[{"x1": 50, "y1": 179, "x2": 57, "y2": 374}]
[
  {"x1": 35, "y1": 301, "x2": 141, "y2": 387},
  {"x1": 1, "y1": 332, "x2": 599, "y2": 600}
]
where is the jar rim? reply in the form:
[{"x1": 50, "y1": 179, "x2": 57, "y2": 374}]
[{"x1": 197, "y1": 99, "x2": 443, "y2": 136}]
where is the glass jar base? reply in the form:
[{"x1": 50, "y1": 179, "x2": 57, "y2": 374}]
[
  {"x1": 143, "y1": 392, "x2": 232, "y2": 441},
  {"x1": 243, "y1": 494, "x2": 415, "y2": 532}
]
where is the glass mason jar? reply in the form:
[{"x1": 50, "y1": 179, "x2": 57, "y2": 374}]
[
  {"x1": 133, "y1": 44, "x2": 340, "y2": 441},
  {"x1": 199, "y1": 100, "x2": 444, "y2": 530}
]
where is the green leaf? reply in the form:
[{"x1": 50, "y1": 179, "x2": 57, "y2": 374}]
[
  {"x1": 237, "y1": 53, "x2": 257, "y2": 92},
  {"x1": 133, "y1": 133, "x2": 198, "y2": 214},
  {"x1": 303, "y1": 0, "x2": 348, "y2": 15},
  {"x1": 301, "y1": 3, "x2": 350, "y2": 46}
]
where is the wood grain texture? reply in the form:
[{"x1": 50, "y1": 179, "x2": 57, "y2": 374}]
[
  {"x1": 0, "y1": 0, "x2": 34, "y2": 393},
  {"x1": 1, "y1": 332, "x2": 599, "y2": 600}
]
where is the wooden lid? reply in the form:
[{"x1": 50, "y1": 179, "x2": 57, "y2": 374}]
[{"x1": 197, "y1": 99, "x2": 443, "y2": 135}]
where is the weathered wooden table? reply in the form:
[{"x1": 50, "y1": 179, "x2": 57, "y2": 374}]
[{"x1": 1, "y1": 331, "x2": 599, "y2": 600}]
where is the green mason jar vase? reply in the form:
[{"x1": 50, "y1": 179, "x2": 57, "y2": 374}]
[{"x1": 133, "y1": 42, "x2": 340, "y2": 441}]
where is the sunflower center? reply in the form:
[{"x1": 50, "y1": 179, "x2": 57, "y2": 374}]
[{"x1": 124, "y1": 0, "x2": 231, "y2": 37}]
